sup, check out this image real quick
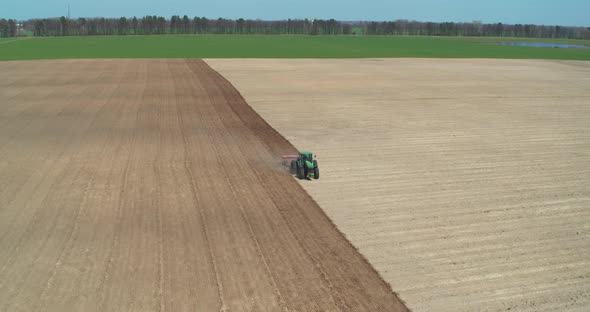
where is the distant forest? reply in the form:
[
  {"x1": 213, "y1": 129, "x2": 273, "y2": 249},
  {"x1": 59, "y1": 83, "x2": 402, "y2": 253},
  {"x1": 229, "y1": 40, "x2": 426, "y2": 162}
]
[{"x1": 1, "y1": 16, "x2": 589, "y2": 39}]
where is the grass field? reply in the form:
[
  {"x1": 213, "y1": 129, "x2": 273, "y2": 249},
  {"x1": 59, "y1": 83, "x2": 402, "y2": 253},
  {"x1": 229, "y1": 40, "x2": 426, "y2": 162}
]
[
  {"x1": 0, "y1": 38, "x2": 21, "y2": 43},
  {"x1": 0, "y1": 35, "x2": 589, "y2": 60}
]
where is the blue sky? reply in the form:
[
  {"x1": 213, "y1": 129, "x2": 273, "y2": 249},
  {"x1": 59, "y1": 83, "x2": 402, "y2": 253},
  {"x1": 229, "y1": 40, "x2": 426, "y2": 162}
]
[{"x1": 3, "y1": 0, "x2": 588, "y2": 27}]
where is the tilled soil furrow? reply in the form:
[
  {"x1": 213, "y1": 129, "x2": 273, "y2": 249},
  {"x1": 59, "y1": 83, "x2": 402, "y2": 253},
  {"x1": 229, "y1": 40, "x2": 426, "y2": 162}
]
[
  {"x1": 206, "y1": 58, "x2": 590, "y2": 312},
  {"x1": 194, "y1": 59, "x2": 408, "y2": 311},
  {"x1": 0, "y1": 58, "x2": 407, "y2": 312},
  {"x1": 191, "y1": 60, "x2": 343, "y2": 311}
]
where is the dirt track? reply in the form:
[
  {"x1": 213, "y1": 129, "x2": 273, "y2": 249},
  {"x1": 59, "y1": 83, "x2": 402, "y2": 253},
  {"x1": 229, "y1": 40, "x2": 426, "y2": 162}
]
[
  {"x1": 207, "y1": 58, "x2": 590, "y2": 311},
  {"x1": 0, "y1": 59, "x2": 407, "y2": 311}
]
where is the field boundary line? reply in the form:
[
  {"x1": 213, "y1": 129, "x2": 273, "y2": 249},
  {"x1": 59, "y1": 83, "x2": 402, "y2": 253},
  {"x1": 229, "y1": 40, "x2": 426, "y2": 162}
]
[{"x1": 0, "y1": 38, "x2": 32, "y2": 45}]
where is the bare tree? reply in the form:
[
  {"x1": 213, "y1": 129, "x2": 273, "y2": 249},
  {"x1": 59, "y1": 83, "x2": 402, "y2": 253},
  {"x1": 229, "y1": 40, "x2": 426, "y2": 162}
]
[
  {"x1": 132, "y1": 17, "x2": 138, "y2": 34},
  {"x1": 182, "y1": 15, "x2": 190, "y2": 34}
]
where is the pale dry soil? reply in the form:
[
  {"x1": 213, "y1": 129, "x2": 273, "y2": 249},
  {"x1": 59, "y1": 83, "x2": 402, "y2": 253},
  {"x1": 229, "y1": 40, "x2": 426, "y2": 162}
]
[
  {"x1": 207, "y1": 58, "x2": 590, "y2": 312},
  {"x1": 0, "y1": 59, "x2": 407, "y2": 312}
]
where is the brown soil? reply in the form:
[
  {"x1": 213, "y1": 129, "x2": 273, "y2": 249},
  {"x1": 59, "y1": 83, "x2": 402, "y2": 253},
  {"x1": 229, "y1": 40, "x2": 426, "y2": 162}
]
[
  {"x1": 0, "y1": 59, "x2": 408, "y2": 312},
  {"x1": 207, "y1": 58, "x2": 590, "y2": 312}
]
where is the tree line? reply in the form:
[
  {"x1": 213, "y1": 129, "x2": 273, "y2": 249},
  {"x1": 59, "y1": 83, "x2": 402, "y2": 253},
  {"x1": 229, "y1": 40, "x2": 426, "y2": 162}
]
[
  {"x1": 362, "y1": 20, "x2": 589, "y2": 39},
  {"x1": 20, "y1": 16, "x2": 348, "y2": 36},
  {"x1": 1, "y1": 16, "x2": 588, "y2": 40},
  {"x1": 0, "y1": 19, "x2": 18, "y2": 37}
]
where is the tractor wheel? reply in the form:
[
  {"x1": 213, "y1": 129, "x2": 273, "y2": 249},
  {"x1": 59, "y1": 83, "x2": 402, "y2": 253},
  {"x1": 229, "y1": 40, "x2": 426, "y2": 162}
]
[
  {"x1": 296, "y1": 163, "x2": 305, "y2": 179},
  {"x1": 313, "y1": 160, "x2": 319, "y2": 179}
]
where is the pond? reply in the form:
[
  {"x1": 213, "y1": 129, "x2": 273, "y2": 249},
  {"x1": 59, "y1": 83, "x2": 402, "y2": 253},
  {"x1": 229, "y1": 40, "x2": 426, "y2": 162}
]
[{"x1": 499, "y1": 42, "x2": 587, "y2": 49}]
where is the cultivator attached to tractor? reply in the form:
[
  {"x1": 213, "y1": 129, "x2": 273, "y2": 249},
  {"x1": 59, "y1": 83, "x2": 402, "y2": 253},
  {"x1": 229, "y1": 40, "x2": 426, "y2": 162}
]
[{"x1": 283, "y1": 151, "x2": 320, "y2": 180}]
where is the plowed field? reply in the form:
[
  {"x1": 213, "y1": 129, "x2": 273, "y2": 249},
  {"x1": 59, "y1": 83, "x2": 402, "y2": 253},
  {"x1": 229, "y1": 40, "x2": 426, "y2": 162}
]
[
  {"x1": 0, "y1": 59, "x2": 407, "y2": 312},
  {"x1": 207, "y1": 58, "x2": 590, "y2": 312}
]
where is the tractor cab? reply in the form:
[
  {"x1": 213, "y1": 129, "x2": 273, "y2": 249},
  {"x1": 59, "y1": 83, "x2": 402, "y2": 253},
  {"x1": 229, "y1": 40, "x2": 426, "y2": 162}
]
[{"x1": 299, "y1": 151, "x2": 313, "y2": 162}]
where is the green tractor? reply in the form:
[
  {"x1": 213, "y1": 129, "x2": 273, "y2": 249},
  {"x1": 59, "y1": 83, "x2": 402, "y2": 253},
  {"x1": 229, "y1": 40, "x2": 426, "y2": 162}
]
[{"x1": 288, "y1": 151, "x2": 319, "y2": 180}]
